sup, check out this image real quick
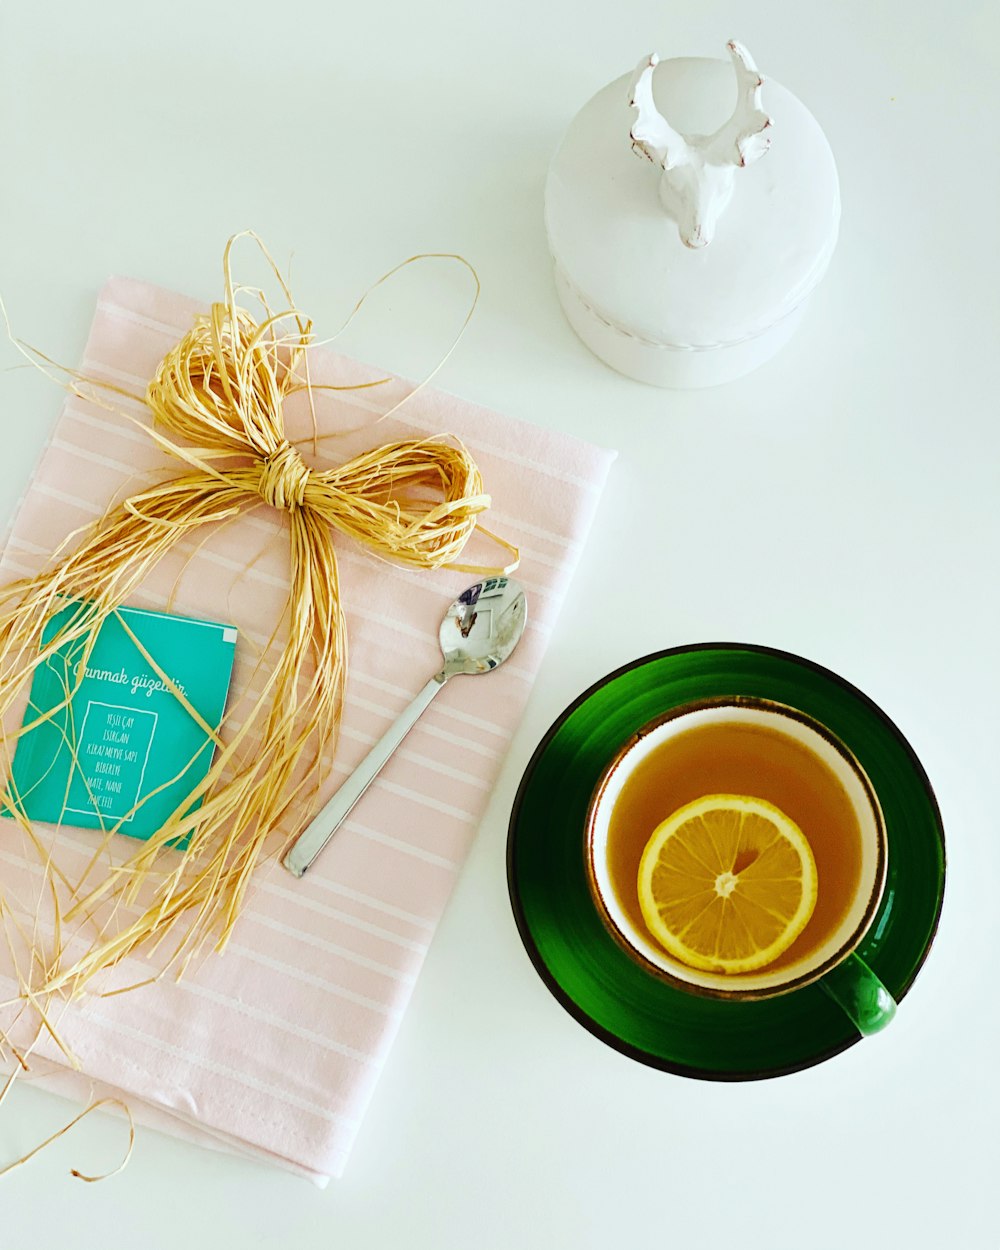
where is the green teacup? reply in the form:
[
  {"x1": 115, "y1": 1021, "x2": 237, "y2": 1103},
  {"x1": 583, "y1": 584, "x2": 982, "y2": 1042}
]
[{"x1": 585, "y1": 698, "x2": 895, "y2": 1035}]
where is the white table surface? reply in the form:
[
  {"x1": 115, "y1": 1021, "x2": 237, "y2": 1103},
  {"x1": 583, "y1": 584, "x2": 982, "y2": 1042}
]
[{"x1": 1, "y1": 2, "x2": 997, "y2": 1245}]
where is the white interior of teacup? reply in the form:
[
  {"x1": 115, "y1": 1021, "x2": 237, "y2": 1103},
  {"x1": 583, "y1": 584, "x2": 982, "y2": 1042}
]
[{"x1": 587, "y1": 702, "x2": 886, "y2": 996}]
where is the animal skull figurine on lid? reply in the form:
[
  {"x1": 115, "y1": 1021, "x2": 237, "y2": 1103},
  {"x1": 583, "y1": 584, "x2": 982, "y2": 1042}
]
[
  {"x1": 544, "y1": 39, "x2": 841, "y2": 388},
  {"x1": 628, "y1": 41, "x2": 773, "y2": 249}
]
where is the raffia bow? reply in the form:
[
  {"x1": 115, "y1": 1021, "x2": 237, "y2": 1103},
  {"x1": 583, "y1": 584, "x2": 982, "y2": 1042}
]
[{"x1": 0, "y1": 237, "x2": 517, "y2": 1002}]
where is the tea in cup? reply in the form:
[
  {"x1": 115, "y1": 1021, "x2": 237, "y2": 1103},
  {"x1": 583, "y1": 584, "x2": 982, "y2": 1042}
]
[{"x1": 586, "y1": 697, "x2": 896, "y2": 1033}]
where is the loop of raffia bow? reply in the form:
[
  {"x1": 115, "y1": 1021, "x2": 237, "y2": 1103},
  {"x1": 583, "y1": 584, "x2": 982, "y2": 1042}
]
[{"x1": 0, "y1": 236, "x2": 517, "y2": 1002}]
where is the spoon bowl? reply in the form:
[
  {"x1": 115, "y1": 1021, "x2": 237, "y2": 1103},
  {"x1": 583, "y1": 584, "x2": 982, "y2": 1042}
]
[{"x1": 440, "y1": 577, "x2": 528, "y2": 675}]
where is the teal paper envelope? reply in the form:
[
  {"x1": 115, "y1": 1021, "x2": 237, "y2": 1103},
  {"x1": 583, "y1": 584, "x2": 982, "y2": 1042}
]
[{"x1": 6, "y1": 603, "x2": 237, "y2": 843}]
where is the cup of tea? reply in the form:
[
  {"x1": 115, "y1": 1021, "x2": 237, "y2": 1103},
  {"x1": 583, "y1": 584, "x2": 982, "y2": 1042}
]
[
  {"x1": 507, "y1": 644, "x2": 946, "y2": 1078},
  {"x1": 586, "y1": 697, "x2": 895, "y2": 1034}
]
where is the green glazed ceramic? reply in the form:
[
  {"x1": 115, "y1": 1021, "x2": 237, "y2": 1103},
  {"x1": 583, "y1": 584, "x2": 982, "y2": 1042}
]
[{"x1": 506, "y1": 644, "x2": 946, "y2": 1079}]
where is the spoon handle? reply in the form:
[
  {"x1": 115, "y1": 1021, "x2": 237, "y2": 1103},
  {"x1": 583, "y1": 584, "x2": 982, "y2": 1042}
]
[{"x1": 282, "y1": 673, "x2": 448, "y2": 878}]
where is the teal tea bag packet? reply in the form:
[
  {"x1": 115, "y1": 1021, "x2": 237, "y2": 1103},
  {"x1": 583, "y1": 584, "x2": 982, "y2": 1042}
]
[{"x1": 6, "y1": 603, "x2": 237, "y2": 843}]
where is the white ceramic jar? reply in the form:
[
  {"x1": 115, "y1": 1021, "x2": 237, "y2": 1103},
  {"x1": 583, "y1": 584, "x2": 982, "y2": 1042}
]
[{"x1": 545, "y1": 42, "x2": 840, "y2": 388}]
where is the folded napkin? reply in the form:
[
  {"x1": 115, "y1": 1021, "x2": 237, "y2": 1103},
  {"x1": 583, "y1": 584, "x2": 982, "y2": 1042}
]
[{"x1": 0, "y1": 277, "x2": 615, "y2": 1182}]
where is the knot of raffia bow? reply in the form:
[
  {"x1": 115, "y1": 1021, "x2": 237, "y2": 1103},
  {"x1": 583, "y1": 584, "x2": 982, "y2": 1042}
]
[
  {"x1": 0, "y1": 238, "x2": 518, "y2": 1000},
  {"x1": 258, "y1": 441, "x2": 311, "y2": 510}
]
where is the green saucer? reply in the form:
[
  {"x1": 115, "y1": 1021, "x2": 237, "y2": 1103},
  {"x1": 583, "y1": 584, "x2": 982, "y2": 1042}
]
[{"x1": 507, "y1": 644, "x2": 946, "y2": 1079}]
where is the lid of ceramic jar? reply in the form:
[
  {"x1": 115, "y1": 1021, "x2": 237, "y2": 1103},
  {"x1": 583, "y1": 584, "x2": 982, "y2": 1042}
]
[{"x1": 545, "y1": 44, "x2": 840, "y2": 350}]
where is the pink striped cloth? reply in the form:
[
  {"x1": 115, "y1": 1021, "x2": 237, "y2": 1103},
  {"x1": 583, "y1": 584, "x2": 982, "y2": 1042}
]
[{"x1": 0, "y1": 277, "x2": 615, "y2": 1182}]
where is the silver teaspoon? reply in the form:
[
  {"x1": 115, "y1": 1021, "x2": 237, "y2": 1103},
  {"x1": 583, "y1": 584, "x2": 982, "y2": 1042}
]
[{"x1": 282, "y1": 576, "x2": 528, "y2": 878}]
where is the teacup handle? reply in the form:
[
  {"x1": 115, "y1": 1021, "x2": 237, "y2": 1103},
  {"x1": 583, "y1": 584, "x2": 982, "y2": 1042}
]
[{"x1": 819, "y1": 953, "x2": 897, "y2": 1036}]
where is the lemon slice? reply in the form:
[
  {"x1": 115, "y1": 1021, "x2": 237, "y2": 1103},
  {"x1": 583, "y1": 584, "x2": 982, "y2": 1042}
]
[{"x1": 637, "y1": 794, "x2": 818, "y2": 975}]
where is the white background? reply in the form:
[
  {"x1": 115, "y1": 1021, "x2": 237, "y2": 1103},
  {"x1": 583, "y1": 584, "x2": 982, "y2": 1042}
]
[{"x1": 1, "y1": 2, "x2": 997, "y2": 1246}]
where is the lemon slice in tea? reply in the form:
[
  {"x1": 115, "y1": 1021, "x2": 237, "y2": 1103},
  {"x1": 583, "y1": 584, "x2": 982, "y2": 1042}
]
[{"x1": 637, "y1": 794, "x2": 818, "y2": 975}]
